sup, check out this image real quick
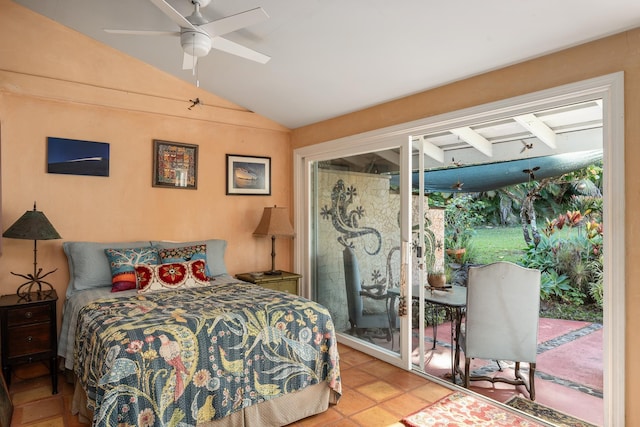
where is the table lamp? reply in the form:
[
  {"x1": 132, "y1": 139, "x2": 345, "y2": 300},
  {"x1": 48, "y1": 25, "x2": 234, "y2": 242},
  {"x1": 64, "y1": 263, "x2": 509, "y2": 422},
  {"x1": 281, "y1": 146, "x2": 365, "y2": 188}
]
[
  {"x1": 253, "y1": 206, "x2": 295, "y2": 275},
  {"x1": 2, "y1": 202, "x2": 62, "y2": 299}
]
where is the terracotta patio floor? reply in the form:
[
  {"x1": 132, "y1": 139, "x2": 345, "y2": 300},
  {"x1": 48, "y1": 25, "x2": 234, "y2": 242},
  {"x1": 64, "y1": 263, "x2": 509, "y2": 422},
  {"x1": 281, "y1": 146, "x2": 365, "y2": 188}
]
[{"x1": 394, "y1": 317, "x2": 604, "y2": 426}]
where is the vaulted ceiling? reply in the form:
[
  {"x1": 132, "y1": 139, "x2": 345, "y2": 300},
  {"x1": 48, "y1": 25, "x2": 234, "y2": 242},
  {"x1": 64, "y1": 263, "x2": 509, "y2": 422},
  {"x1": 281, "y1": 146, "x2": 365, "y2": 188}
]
[{"x1": 13, "y1": 0, "x2": 640, "y2": 129}]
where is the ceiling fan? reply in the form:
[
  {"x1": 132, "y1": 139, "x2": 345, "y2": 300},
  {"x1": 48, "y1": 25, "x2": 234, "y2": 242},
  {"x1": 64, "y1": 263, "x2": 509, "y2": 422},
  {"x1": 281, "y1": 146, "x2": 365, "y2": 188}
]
[{"x1": 105, "y1": 0, "x2": 270, "y2": 70}]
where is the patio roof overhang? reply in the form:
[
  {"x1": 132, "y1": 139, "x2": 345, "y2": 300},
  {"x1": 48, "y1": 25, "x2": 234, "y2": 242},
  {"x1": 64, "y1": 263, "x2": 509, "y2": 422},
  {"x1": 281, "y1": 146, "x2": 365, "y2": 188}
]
[
  {"x1": 325, "y1": 99, "x2": 604, "y2": 193},
  {"x1": 388, "y1": 149, "x2": 602, "y2": 193}
]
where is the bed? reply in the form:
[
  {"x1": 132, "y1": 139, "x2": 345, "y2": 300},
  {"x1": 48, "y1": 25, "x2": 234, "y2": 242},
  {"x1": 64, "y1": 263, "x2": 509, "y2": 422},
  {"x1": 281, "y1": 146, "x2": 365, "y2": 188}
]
[{"x1": 58, "y1": 239, "x2": 341, "y2": 427}]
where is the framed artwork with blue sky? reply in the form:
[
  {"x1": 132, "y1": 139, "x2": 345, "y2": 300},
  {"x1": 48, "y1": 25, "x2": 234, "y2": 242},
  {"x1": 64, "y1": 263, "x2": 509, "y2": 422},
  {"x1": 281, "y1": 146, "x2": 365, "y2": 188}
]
[{"x1": 47, "y1": 137, "x2": 110, "y2": 177}]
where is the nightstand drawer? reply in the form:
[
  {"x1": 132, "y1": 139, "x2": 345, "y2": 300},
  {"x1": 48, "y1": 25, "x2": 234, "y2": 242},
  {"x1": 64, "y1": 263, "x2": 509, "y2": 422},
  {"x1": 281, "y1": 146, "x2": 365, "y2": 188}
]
[
  {"x1": 7, "y1": 323, "x2": 52, "y2": 358},
  {"x1": 260, "y1": 279, "x2": 297, "y2": 294},
  {"x1": 236, "y1": 271, "x2": 302, "y2": 296},
  {"x1": 1, "y1": 290, "x2": 59, "y2": 394},
  {"x1": 7, "y1": 304, "x2": 51, "y2": 326}
]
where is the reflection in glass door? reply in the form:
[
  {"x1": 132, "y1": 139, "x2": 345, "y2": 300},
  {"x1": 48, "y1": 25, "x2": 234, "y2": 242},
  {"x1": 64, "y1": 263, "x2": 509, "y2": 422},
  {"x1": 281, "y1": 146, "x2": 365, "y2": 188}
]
[{"x1": 309, "y1": 147, "x2": 410, "y2": 363}]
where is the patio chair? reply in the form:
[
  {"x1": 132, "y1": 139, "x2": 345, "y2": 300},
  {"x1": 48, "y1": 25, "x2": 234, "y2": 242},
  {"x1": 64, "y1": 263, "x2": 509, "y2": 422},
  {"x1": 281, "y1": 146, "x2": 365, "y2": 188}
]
[
  {"x1": 459, "y1": 261, "x2": 541, "y2": 400},
  {"x1": 343, "y1": 247, "x2": 393, "y2": 342}
]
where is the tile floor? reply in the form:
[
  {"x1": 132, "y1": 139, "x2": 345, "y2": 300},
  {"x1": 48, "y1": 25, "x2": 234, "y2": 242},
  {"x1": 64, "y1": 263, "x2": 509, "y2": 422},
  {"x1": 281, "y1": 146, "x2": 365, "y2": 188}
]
[
  {"x1": 7, "y1": 321, "x2": 603, "y2": 427},
  {"x1": 4, "y1": 344, "x2": 507, "y2": 427},
  {"x1": 291, "y1": 345, "x2": 456, "y2": 426},
  {"x1": 366, "y1": 317, "x2": 604, "y2": 426}
]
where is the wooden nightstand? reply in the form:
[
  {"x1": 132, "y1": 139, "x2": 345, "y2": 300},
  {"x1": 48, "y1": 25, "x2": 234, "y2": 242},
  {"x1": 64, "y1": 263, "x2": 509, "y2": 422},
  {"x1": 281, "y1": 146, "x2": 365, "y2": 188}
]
[
  {"x1": 0, "y1": 290, "x2": 58, "y2": 394},
  {"x1": 236, "y1": 271, "x2": 302, "y2": 295}
]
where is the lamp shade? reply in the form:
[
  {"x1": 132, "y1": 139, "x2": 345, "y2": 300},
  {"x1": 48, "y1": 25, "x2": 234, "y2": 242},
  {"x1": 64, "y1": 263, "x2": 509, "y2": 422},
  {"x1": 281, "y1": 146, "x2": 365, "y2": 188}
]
[
  {"x1": 3, "y1": 204, "x2": 61, "y2": 241},
  {"x1": 253, "y1": 206, "x2": 295, "y2": 237},
  {"x1": 3, "y1": 203, "x2": 61, "y2": 300}
]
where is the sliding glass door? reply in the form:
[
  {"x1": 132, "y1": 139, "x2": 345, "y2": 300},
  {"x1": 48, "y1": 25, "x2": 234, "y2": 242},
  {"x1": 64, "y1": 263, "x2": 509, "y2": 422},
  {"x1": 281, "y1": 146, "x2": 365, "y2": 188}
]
[
  {"x1": 300, "y1": 140, "x2": 413, "y2": 366},
  {"x1": 298, "y1": 137, "x2": 438, "y2": 368},
  {"x1": 295, "y1": 76, "x2": 624, "y2": 427}
]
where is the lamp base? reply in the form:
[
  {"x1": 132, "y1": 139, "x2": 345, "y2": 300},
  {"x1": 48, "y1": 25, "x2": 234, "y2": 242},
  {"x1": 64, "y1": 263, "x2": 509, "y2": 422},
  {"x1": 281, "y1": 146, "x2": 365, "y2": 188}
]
[
  {"x1": 264, "y1": 270, "x2": 282, "y2": 276},
  {"x1": 12, "y1": 268, "x2": 57, "y2": 301}
]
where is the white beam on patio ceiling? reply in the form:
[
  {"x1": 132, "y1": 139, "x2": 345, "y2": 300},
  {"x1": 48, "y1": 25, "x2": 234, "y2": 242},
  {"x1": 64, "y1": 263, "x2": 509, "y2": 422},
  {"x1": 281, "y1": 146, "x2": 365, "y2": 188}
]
[
  {"x1": 450, "y1": 127, "x2": 493, "y2": 158},
  {"x1": 513, "y1": 113, "x2": 557, "y2": 149},
  {"x1": 414, "y1": 136, "x2": 445, "y2": 164},
  {"x1": 375, "y1": 149, "x2": 401, "y2": 166}
]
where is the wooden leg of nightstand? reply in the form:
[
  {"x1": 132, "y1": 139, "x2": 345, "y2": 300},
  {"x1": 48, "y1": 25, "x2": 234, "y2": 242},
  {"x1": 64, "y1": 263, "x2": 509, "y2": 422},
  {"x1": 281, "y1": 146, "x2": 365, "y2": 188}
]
[
  {"x1": 2, "y1": 366, "x2": 10, "y2": 389},
  {"x1": 51, "y1": 356, "x2": 58, "y2": 394}
]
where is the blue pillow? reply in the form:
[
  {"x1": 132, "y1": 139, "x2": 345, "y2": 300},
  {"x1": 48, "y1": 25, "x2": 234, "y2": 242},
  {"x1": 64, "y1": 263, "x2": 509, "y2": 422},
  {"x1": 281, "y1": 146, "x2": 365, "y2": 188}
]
[
  {"x1": 63, "y1": 241, "x2": 152, "y2": 298},
  {"x1": 104, "y1": 246, "x2": 161, "y2": 292}
]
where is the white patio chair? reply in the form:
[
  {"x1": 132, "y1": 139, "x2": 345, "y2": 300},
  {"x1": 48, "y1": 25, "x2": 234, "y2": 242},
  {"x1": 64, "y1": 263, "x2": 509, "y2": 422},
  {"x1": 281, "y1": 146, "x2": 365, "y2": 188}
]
[{"x1": 459, "y1": 261, "x2": 541, "y2": 400}]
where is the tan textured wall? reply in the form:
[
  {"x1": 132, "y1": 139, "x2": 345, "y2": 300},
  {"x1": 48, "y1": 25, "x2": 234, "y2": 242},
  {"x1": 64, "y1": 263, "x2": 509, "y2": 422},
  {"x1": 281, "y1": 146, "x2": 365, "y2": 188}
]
[
  {"x1": 292, "y1": 28, "x2": 640, "y2": 425},
  {"x1": 0, "y1": 1, "x2": 293, "y2": 320}
]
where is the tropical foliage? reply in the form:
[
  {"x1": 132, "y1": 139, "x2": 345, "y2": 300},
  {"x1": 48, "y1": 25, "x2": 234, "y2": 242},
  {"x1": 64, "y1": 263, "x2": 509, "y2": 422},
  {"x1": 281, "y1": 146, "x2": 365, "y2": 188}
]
[
  {"x1": 429, "y1": 162, "x2": 604, "y2": 311},
  {"x1": 520, "y1": 208, "x2": 603, "y2": 307},
  {"x1": 443, "y1": 194, "x2": 482, "y2": 252}
]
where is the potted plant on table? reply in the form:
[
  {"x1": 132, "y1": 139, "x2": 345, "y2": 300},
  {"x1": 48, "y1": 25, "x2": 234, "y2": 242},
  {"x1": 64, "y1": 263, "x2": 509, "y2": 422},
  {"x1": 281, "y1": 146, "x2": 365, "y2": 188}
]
[{"x1": 427, "y1": 270, "x2": 447, "y2": 288}]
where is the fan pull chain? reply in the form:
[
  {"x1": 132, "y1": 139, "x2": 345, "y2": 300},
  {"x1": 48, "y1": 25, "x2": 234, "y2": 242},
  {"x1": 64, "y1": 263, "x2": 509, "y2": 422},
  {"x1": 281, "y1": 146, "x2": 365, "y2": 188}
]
[{"x1": 190, "y1": 40, "x2": 200, "y2": 87}]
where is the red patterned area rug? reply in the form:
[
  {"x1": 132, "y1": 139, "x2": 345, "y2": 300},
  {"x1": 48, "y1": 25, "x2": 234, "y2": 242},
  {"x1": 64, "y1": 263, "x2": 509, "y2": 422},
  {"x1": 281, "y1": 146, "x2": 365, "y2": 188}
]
[{"x1": 402, "y1": 392, "x2": 547, "y2": 427}]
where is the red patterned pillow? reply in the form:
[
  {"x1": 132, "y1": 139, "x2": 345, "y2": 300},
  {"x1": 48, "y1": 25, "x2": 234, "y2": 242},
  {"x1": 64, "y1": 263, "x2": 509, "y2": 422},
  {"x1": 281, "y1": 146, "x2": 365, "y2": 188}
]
[
  {"x1": 135, "y1": 259, "x2": 210, "y2": 293},
  {"x1": 158, "y1": 244, "x2": 211, "y2": 278}
]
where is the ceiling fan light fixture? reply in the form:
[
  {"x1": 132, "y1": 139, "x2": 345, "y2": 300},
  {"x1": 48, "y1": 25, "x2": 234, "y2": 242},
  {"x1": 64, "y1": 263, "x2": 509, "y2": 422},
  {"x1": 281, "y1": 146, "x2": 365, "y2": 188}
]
[
  {"x1": 192, "y1": 0, "x2": 212, "y2": 8},
  {"x1": 105, "y1": 1, "x2": 270, "y2": 66},
  {"x1": 180, "y1": 30, "x2": 211, "y2": 57}
]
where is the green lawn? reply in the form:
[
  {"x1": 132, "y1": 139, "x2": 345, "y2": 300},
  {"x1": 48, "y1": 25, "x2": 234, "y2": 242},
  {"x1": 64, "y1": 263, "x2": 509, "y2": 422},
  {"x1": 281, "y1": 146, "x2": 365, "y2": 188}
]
[
  {"x1": 465, "y1": 225, "x2": 603, "y2": 323},
  {"x1": 468, "y1": 225, "x2": 529, "y2": 264}
]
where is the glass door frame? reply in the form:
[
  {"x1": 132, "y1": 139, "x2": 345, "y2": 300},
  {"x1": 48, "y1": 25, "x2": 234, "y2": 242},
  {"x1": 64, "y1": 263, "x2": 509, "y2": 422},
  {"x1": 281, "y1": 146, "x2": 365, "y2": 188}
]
[
  {"x1": 293, "y1": 72, "x2": 624, "y2": 426},
  {"x1": 293, "y1": 135, "x2": 415, "y2": 369}
]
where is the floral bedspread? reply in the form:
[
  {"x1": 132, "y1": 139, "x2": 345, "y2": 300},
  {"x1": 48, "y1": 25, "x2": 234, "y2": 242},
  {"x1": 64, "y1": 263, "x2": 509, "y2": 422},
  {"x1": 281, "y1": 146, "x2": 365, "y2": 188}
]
[{"x1": 74, "y1": 282, "x2": 341, "y2": 427}]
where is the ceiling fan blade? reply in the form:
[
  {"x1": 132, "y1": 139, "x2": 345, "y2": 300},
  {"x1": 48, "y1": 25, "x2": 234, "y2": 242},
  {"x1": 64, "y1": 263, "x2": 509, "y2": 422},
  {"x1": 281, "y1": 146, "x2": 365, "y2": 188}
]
[
  {"x1": 104, "y1": 29, "x2": 180, "y2": 36},
  {"x1": 148, "y1": 0, "x2": 196, "y2": 30},
  {"x1": 211, "y1": 36, "x2": 270, "y2": 64},
  {"x1": 182, "y1": 52, "x2": 198, "y2": 70},
  {"x1": 200, "y1": 7, "x2": 269, "y2": 37}
]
